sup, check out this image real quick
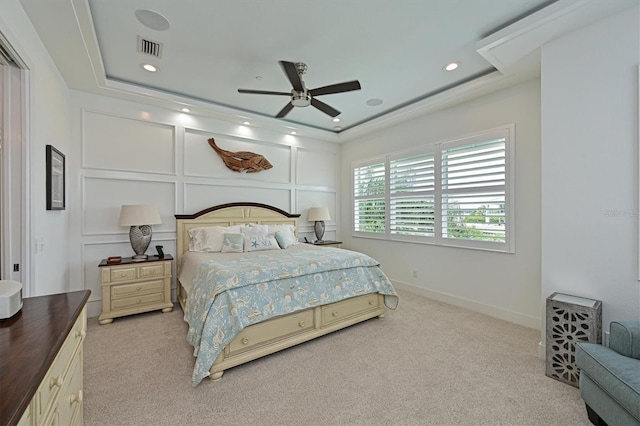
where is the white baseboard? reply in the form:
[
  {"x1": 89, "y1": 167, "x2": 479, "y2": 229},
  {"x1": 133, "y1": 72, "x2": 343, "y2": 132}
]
[
  {"x1": 538, "y1": 341, "x2": 545, "y2": 360},
  {"x1": 87, "y1": 299, "x2": 101, "y2": 319},
  {"x1": 392, "y1": 280, "x2": 541, "y2": 330}
]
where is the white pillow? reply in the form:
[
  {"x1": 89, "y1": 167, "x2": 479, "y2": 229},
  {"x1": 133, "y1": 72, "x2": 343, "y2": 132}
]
[
  {"x1": 240, "y1": 223, "x2": 269, "y2": 237},
  {"x1": 221, "y1": 233, "x2": 244, "y2": 253},
  {"x1": 188, "y1": 225, "x2": 242, "y2": 252},
  {"x1": 268, "y1": 224, "x2": 299, "y2": 247},
  {"x1": 244, "y1": 235, "x2": 280, "y2": 252}
]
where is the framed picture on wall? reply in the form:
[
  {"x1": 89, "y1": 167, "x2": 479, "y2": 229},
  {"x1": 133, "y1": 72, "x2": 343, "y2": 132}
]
[{"x1": 46, "y1": 145, "x2": 65, "y2": 210}]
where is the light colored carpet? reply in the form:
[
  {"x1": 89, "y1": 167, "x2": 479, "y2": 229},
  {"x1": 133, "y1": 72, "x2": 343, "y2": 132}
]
[{"x1": 84, "y1": 290, "x2": 590, "y2": 425}]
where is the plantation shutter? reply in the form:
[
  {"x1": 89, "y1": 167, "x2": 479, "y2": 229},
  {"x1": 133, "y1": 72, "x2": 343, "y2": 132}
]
[
  {"x1": 441, "y1": 138, "x2": 506, "y2": 243},
  {"x1": 389, "y1": 153, "x2": 435, "y2": 237},
  {"x1": 353, "y1": 162, "x2": 386, "y2": 233}
]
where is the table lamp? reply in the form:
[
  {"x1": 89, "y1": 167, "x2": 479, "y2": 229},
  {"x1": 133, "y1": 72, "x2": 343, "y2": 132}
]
[
  {"x1": 118, "y1": 205, "x2": 162, "y2": 260},
  {"x1": 307, "y1": 207, "x2": 331, "y2": 242}
]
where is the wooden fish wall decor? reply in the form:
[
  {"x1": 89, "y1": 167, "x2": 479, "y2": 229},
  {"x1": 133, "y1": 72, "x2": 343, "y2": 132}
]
[{"x1": 207, "y1": 138, "x2": 273, "y2": 173}]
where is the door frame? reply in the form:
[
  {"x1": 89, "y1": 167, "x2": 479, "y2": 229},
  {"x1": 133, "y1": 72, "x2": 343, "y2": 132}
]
[{"x1": 0, "y1": 33, "x2": 30, "y2": 295}]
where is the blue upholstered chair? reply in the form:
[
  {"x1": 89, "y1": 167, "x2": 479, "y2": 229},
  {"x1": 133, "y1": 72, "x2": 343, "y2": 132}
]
[{"x1": 575, "y1": 321, "x2": 640, "y2": 426}]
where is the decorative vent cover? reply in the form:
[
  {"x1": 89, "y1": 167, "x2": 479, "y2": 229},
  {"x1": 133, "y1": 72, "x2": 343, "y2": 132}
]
[
  {"x1": 137, "y1": 36, "x2": 162, "y2": 58},
  {"x1": 545, "y1": 292, "x2": 602, "y2": 387}
]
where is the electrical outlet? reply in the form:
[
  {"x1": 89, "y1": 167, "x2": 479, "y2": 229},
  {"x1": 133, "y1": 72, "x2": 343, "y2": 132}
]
[{"x1": 412, "y1": 269, "x2": 417, "y2": 278}]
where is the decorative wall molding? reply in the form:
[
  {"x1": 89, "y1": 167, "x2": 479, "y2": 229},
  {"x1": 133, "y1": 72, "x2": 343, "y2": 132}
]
[
  {"x1": 183, "y1": 181, "x2": 291, "y2": 215},
  {"x1": 81, "y1": 176, "x2": 176, "y2": 235},
  {"x1": 82, "y1": 108, "x2": 177, "y2": 175},
  {"x1": 295, "y1": 148, "x2": 337, "y2": 187}
]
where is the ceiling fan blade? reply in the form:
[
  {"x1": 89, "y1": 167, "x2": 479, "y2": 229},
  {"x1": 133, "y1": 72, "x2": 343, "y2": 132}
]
[
  {"x1": 311, "y1": 98, "x2": 340, "y2": 117},
  {"x1": 276, "y1": 102, "x2": 294, "y2": 118},
  {"x1": 309, "y1": 80, "x2": 361, "y2": 97},
  {"x1": 279, "y1": 61, "x2": 304, "y2": 92},
  {"x1": 238, "y1": 89, "x2": 291, "y2": 96}
]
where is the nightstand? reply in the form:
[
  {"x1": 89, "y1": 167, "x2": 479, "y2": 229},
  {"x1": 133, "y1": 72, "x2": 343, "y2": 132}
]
[
  {"x1": 98, "y1": 255, "x2": 173, "y2": 324},
  {"x1": 306, "y1": 240, "x2": 342, "y2": 248}
]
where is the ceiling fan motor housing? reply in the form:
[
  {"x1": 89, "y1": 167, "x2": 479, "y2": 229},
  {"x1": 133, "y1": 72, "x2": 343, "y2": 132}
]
[{"x1": 291, "y1": 90, "x2": 311, "y2": 107}]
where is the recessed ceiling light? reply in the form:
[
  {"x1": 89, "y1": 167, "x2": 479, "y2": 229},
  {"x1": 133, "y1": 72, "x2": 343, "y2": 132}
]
[
  {"x1": 444, "y1": 62, "x2": 460, "y2": 71},
  {"x1": 334, "y1": 126, "x2": 342, "y2": 132},
  {"x1": 135, "y1": 9, "x2": 170, "y2": 31},
  {"x1": 181, "y1": 108, "x2": 190, "y2": 113},
  {"x1": 332, "y1": 117, "x2": 341, "y2": 123},
  {"x1": 366, "y1": 98, "x2": 383, "y2": 106},
  {"x1": 142, "y1": 64, "x2": 158, "y2": 72},
  {"x1": 291, "y1": 131, "x2": 297, "y2": 135},
  {"x1": 243, "y1": 121, "x2": 251, "y2": 125}
]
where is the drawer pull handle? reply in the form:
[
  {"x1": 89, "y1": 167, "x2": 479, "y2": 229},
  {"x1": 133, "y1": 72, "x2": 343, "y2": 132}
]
[
  {"x1": 136, "y1": 299, "x2": 141, "y2": 304},
  {"x1": 74, "y1": 330, "x2": 87, "y2": 339},
  {"x1": 120, "y1": 273, "x2": 126, "y2": 277},
  {"x1": 332, "y1": 311, "x2": 338, "y2": 317},
  {"x1": 136, "y1": 287, "x2": 142, "y2": 291},
  {"x1": 70, "y1": 390, "x2": 83, "y2": 405},
  {"x1": 369, "y1": 300, "x2": 375, "y2": 305},
  {"x1": 50, "y1": 375, "x2": 63, "y2": 389},
  {"x1": 241, "y1": 338, "x2": 249, "y2": 345},
  {"x1": 150, "y1": 270, "x2": 156, "y2": 275},
  {"x1": 299, "y1": 321, "x2": 306, "y2": 327}
]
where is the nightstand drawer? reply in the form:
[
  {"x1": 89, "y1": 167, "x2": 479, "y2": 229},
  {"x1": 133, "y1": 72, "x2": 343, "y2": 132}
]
[
  {"x1": 111, "y1": 279, "x2": 165, "y2": 299},
  {"x1": 110, "y1": 267, "x2": 136, "y2": 282},
  {"x1": 140, "y1": 264, "x2": 164, "y2": 278},
  {"x1": 111, "y1": 292, "x2": 165, "y2": 310}
]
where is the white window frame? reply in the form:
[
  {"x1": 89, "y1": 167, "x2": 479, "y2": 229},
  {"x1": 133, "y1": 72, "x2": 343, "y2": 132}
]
[
  {"x1": 352, "y1": 158, "x2": 387, "y2": 237},
  {"x1": 352, "y1": 125, "x2": 515, "y2": 253}
]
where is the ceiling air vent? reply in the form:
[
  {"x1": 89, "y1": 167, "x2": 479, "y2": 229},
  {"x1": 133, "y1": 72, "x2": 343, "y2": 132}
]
[{"x1": 137, "y1": 36, "x2": 163, "y2": 58}]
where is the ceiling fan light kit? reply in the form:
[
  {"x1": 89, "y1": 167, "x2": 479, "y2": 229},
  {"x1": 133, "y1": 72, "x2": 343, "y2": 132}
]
[{"x1": 238, "y1": 60, "x2": 361, "y2": 119}]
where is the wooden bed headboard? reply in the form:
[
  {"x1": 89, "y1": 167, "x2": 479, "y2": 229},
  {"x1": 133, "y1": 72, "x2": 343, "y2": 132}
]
[{"x1": 174, "y1": 202, "x2": 300, "y2": 275}]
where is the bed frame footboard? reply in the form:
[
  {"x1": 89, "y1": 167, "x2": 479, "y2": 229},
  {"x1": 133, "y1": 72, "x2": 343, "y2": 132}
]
[{"x1": 178, "y1": 280, "x2": 386, "y2": 381}]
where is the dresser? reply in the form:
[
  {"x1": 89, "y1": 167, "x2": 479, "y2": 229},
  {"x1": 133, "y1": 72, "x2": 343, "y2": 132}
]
[
  {"x1": 0, "y1": 290, "x2": 90, "y2": 426},
  {"x1": 98, "y1": 255, "x2": 173, "y2": 324}
]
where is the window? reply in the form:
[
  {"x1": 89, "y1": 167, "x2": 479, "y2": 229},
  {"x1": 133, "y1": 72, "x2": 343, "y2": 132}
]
[
  {"x1": 353, "y1": 161, "x2": 385, "y2": 234},
  {"x1": 389, "y1": 153, "x2": 435, "y2": 240},
  {"x1": 352, "y1": 126, "x2": 514, "y2": 252}
]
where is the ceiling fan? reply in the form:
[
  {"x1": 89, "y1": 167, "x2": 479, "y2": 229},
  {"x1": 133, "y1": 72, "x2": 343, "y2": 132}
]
[{"x1": 238, "y1": 61, "x2": 361, "y2": 118}]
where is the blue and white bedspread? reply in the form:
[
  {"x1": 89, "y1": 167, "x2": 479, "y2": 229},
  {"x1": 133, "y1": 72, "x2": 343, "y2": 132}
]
[{"x1": 184, "y1": 246, "x2": 398, "y2": 385}]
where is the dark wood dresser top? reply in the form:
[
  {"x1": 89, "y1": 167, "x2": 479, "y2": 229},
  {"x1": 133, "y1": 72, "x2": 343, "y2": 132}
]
[{"x1": 0, "y1": 290, "x2": 90, "y2": 426}]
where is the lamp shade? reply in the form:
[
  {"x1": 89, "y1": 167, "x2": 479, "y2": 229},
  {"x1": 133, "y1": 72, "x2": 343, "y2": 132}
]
[
  {"x1": 118, "y1": 205, "x2": 162, "y2": 226},
  {"x1": 308, "y1": 207, "x2": 331, "y2": 222}
]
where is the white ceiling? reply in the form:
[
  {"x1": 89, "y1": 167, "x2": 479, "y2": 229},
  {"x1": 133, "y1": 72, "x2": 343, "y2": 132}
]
[{"x1": 16, "y1": 0, "x2": 636, "y2": 136}]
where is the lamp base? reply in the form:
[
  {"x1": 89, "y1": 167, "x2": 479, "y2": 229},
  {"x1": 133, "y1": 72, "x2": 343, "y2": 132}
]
[
  {"x1": 131, "y1": 254, "x2": 148, "y2": 262},
  {"x1": 314, "y1": 220, "x2": 326, "y2": 242},
  {"x1": 129, "y1": 225, "x2": 152, "y2": 260}
]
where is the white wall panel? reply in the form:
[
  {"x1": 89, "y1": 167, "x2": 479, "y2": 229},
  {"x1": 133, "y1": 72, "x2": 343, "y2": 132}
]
[
  {"x1": 296, "y1": 190, "x2": 337, "y2": 225},
  {"x1": 184, "y1": 129, "x2": 291, "y2": 183},
  {"x1": 83, "y1": 110, "x2": 176, "y2": 174},
  {"x1": 184, "y1": 183, "x2": 291, "y2": 215},
  {"x1": 296, "y1": 148, "x2": 336, "y2": 187},
  {"x1": 83, "y1": 177, "x2": 176, "y2": 235}
]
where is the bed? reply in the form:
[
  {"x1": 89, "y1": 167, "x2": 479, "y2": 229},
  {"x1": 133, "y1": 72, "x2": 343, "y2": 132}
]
[{"x1": 175, "y1": 202, "x2": 398, "y2": 385}]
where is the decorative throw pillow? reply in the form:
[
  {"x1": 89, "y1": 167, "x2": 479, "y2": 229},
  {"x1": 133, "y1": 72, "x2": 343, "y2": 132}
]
[
  {"x1": 244, "y1": 235, "x2": 280, "y2": 252},
  {"x1": 221, "y1": 233, "x2": 244, "y2": 253},
  {"x1": 274, "y1": 231, "x2": 290, "y2": 249},
  {"x1": 188, "y1": 225, "x2": 242, "y2": 252},
  {"x1": 269, "y1": 224, "x2": 299, "y2": 247}
]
